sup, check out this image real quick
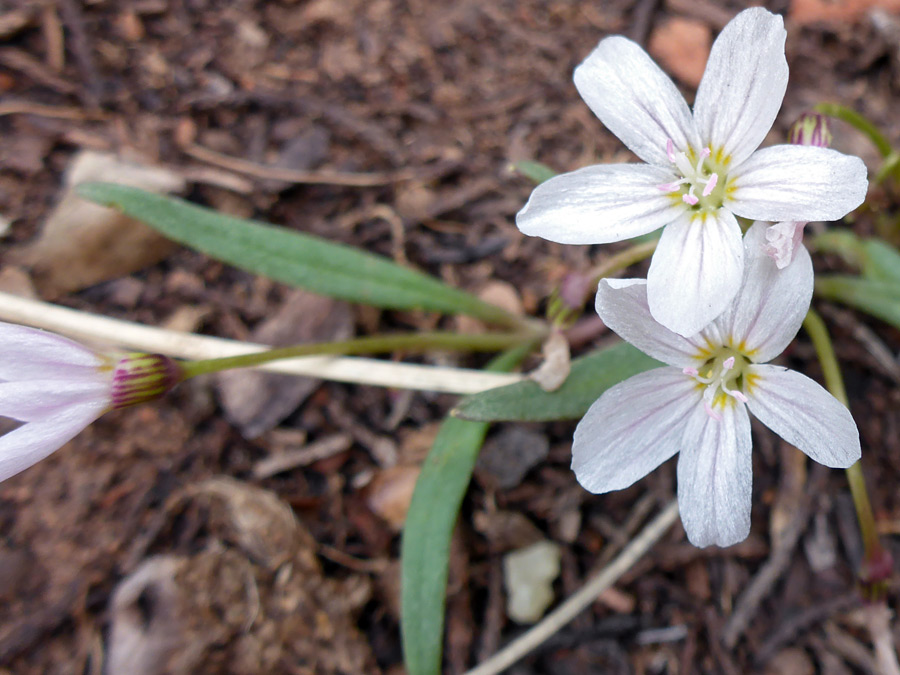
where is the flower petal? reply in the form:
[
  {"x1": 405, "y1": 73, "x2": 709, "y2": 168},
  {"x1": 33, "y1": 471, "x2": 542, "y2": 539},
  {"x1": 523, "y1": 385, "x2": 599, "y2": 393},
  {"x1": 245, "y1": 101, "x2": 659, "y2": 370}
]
[
  {"x1": 573, "y1": 36, "x2": 700, "y2": 167},
  {"x1": 715, "y1": 221, "x2": 813, "y2": 362},
  {"x1": 516, "y1": 164, "x2": 685, "y2": 244},
  {"x1": 745, "y1": 365, "x2": 860, "y2": 468},
  {"x1": 572, "y1": 367, "x2": 700, "y2": 493},
  {"x1": 595, "y1": 278, "x2": 708, "y2": 367},
  {"x1": 763, "y1": 220, "x2": 807, "y2": 270},
  {"x1": 0, "y1": 401, "x2": 106, "y2": 482},
  {"x1": 0, "y1": 321, "x2": 105, "y2": 381},
  {"x1": 676, "y1": 400, "x2": 752, "y2": 547},
  {"x1": 0, "y1": 380, "x2": 110, "y2": 422},
  {"x1": 647, "y1": 209, "x2": 744, "y2": 337},
  {"x1": 729, "y1": 146, "x2": 868, "y2": 222},
  {"x1": 693, "y1": 8, "x2": 788, "y2": 166}
]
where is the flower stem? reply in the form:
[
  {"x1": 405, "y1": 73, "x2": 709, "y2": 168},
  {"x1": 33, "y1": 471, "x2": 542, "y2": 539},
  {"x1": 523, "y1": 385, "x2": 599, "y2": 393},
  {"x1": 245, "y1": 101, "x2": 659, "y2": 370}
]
[
  {"x1": 180, "y1": 329, "x2": 545, "y2": 380},
  {"x1": 814, "y1": 103, "x2": 893, "y2": 159},
  {"x1": 803, "y1": 308, "x2": 891, "y2": 596},
  {"x1": 588, "y1": 239, "x2": 659, "y2": 286}
]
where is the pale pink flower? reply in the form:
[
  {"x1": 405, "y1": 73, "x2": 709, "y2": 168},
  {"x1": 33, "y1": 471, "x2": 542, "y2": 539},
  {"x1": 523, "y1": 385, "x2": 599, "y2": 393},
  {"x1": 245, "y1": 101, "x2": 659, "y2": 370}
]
[
  {"x1": 572, "y1": 223, "x2": 860, "y2": 547},
  {"x1": 0, "y1": 322, "x2": 181, "y2": 482},
  {"x1": 517, "y1": 8, "x2": 867, "y2": 336}
]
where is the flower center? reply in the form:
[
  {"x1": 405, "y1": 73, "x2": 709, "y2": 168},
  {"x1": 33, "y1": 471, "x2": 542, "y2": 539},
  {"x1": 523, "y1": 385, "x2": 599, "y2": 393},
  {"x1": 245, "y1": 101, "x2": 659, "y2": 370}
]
[
  {"x1": 683, "y1": 349, "x2": 749, "y2": 420},
  {"x1": 657, "y1": 140, "x2": 731, "y2": 212}
]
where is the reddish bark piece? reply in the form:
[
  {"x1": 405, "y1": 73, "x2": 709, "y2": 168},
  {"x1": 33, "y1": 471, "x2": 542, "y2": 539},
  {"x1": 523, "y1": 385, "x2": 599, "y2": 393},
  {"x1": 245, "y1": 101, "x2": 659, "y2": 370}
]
[
  {"x1": 648, "y1": 17, "x2": 712, "y2": 89},
  {"x1": 790, "y1": 0, "x2": 900, "y2": 25}
]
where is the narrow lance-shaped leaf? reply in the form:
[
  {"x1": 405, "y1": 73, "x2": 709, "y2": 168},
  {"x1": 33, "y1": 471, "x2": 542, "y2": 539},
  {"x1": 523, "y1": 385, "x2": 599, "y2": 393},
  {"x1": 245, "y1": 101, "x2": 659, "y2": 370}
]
[
  {"x1": 400, "y1": 345, "x2": 528, "y2": 675},
  {"x1": 511, "y1": 160, "x2": 558, "y2": 185},
  {"x1": 815, "y1": 276, "x2": 900, "y2": 331},
  {"x1": 453, "y1": 341, "x2": 661, "y2": 422},
  {"x1": 77, "y1": 183, "x2": 523, "y2": 328}
]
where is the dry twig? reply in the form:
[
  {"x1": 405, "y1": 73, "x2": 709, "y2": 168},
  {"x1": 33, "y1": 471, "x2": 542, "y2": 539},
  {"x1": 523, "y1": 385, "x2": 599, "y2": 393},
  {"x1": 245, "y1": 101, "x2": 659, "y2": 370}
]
[
  {"x1": 0, "y1": 292, "x2": 522, "y2": 394},
  {"x1": 464, "y1": 500, "x2": 679, "y2": 675}
]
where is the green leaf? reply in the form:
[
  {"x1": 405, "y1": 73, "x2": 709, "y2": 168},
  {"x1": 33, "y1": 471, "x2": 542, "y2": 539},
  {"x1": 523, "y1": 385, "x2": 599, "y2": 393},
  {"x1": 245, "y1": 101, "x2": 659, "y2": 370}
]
[
  {"x1": 453, "y1": 341, "x2": 661, "y2": 422},
  {"x1": 861, "y1": 239, "x2": 900, "y2": 284},
  {"x1": 510, "y1": 160, "x2": 557, "y2": 184},
  {"x1": 816, "y1": 275, "x2": 900, "y2": 329},
  {"x1": 400, "y1": 346, "x2": 527, "y2": 675},
  {"x1": 76, "y1": 183, "x2": 522, "y2": 328}
]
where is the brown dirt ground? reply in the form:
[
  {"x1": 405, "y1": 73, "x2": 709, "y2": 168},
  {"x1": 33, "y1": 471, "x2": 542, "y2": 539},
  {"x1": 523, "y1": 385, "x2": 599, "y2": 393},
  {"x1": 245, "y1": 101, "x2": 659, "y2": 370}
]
[{"x1": 1, "y1": 0, "x2": 900, "y2": 673}]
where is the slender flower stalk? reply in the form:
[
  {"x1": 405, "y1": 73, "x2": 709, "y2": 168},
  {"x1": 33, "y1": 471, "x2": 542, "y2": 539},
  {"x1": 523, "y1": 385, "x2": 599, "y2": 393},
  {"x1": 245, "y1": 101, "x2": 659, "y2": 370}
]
[
  {"x1": 573, "y1": 223, "x2": 861, "y2": 547},
  {"x1": 0, "y1": 322, "x2": 543, "y2": 481},
  {"x1": 180, "y1": 329, "x2": 544, "y2": 379},
  {"x1": 517, "y1": 8, "x2": 867, "y2": 336},
  {"x1": 803, "y1": 308, "x2": 893, "y2": 599}
]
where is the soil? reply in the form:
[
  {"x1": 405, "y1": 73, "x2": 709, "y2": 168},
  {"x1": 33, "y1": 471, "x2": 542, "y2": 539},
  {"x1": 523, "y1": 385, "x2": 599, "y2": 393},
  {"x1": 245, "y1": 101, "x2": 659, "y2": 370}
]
[{"x1": 1, "y1": 0, "x2": 900, "y2": 673}]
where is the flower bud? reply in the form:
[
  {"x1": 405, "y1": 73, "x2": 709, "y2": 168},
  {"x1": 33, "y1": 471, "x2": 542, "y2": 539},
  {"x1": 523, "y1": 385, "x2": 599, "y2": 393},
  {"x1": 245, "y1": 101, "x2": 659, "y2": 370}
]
[
  {"x1": 110, "y1": 353, "x2": 184, "y2": 410},
  {"x1": 859, "y1": 547, "x2": 894, "y2": 603},
  {"x1": 787, "y1": 112, "x2": 832, "y2": 148}
]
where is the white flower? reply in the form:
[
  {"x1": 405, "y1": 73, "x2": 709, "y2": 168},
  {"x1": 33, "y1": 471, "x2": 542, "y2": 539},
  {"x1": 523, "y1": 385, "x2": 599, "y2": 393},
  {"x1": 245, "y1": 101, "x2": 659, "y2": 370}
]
[
  {"x1": 572, "y1": 223, "x2": 860, "y2": 547},
  {"x1": 516, "y1": 8, "x2": 867, "y2": 337},
  {"x1": 0, "y1": 322, "x2": 181, "y2": 482}
]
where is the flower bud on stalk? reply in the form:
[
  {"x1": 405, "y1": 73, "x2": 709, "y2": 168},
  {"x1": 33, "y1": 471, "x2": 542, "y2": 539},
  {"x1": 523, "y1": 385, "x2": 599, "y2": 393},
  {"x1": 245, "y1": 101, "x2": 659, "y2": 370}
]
[
  {"x1": 0, "y1": 321, "x2": 184, "y2": 482},
  {"x1": 110, "y1": 353, "x2": 184, "y2": 410},
  {"x1": 787, "y1": 112, "x2": 833, "y2": 148}
]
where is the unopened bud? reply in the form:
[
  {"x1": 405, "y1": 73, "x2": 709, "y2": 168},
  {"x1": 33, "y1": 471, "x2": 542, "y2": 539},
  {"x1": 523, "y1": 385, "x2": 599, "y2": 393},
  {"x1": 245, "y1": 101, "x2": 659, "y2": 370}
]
[
  {"x1": 788, "y1": 112, "x2": 832, "y2": 148},
  {"x1": 859, "y1": 546, "x2": 894, "y2": 603},
  {"x1": 111, "y1": 353, "x2": 184, "y2": 409}
]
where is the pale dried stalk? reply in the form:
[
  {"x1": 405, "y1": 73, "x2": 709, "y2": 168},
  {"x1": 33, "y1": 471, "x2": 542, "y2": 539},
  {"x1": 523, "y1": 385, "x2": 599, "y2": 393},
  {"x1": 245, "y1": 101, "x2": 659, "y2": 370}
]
[
  {"x1": 465, "y1": 500, "x2": 679, "y2": 675},
  {"x1": 0, "y1": 292, "x2": 523, "y2": 394}
]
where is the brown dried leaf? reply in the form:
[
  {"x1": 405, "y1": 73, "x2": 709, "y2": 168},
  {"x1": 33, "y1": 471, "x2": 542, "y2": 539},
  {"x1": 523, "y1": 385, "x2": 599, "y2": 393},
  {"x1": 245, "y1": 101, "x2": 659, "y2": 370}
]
[
  {"x1": 529, "y1": 329, "x2": 571, "y2": 392},
  {"x1": 365, "y1": 465, "x2": 421, "y2": 531},
  {"x1": 13, "y1": 150, "x2": 186, "y2": 296}
]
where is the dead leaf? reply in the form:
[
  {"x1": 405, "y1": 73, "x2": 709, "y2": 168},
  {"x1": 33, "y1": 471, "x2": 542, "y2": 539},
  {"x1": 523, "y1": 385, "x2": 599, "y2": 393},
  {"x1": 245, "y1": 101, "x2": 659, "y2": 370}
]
[
  {"x1": 473, "y1": 510, "x2": 544, "y2": 551},
  {"x1": 529, "y1": 329, "x2": 571, "y2": 392},
  {"x1": 476, "y1": 426, "x2": 550, "y2": 490},
  {"x1": 365, "y1": 465, "x2": 420, "y2": 531},
  {"x1": 12, "y1": 150, "x2": 186, "y2": 296},
  {"x1": 215, "y1": 289, "x2": 354, "y2": 439},
  {"x1": 455, "y1": 280, "x2": 524, "y2": 334}
]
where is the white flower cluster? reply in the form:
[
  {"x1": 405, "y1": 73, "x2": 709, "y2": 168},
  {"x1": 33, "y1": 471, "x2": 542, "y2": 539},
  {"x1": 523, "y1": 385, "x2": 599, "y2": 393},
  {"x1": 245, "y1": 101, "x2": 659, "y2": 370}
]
[{"x1": 517, "y1": 8, "x2": 866, "y2": 547}]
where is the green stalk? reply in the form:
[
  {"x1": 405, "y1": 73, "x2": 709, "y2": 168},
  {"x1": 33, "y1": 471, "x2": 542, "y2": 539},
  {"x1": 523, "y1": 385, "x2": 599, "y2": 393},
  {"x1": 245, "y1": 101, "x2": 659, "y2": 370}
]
[
  {"x1": 815, "y1": 103, "x2": 893, "y2": 158},
  {"x1": 803, "y1": 308, "x2": 890, "y2": 594},
  {"x1": 180, "y1": 329, "x2": 545, "y2": 379},
  {"x1": 588, "y1": 240, "x2": 658, "y2": 286}
]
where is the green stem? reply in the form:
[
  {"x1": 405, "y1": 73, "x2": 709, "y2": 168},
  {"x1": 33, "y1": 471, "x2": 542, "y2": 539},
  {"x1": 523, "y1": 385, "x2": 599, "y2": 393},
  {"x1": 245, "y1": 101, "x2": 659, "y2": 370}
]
[
  {"x1": 815, "y1": 102, "x2": 893, "y2": 159},
  {"x1": 180, "y1": 330, "x2": 545, "y2": 379},
  {"x1": 588, "y1": 240, "x2": 658, "y2": 286},
  {"x1": 803, "y1": 309, "x2": 882, "y2": 560}
]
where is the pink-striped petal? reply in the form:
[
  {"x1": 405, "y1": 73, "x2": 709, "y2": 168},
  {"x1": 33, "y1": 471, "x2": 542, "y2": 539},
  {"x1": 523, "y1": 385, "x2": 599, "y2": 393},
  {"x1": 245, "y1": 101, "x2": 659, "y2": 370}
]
[
  {"x1": 574, "y1": 36, "x2": 700, "y2": 167},
  {"x1": 0, "y1": 321, "x2": 105, "y2": 381},
  {"x1": 0, "y1": 379, "x2": 110, "y2": 422},
  {"x1": 745, "y1": 365, "x2": 860, "y2": 468},
  {"x1": 676, "y1": 400, "x2": 752, "y2": 547},
  {"x1": 0, "y1": 401, "x2": 106, "y2": 482},
  {"x1": 516, "y1": 163, "x2": 684, "y2": 245},
  {"x1": 647, "y1": 209, "x2": 744, "y2": 337},
  {"x1": 573, "y1": 367, "x2": 700, "y2": 493}
]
